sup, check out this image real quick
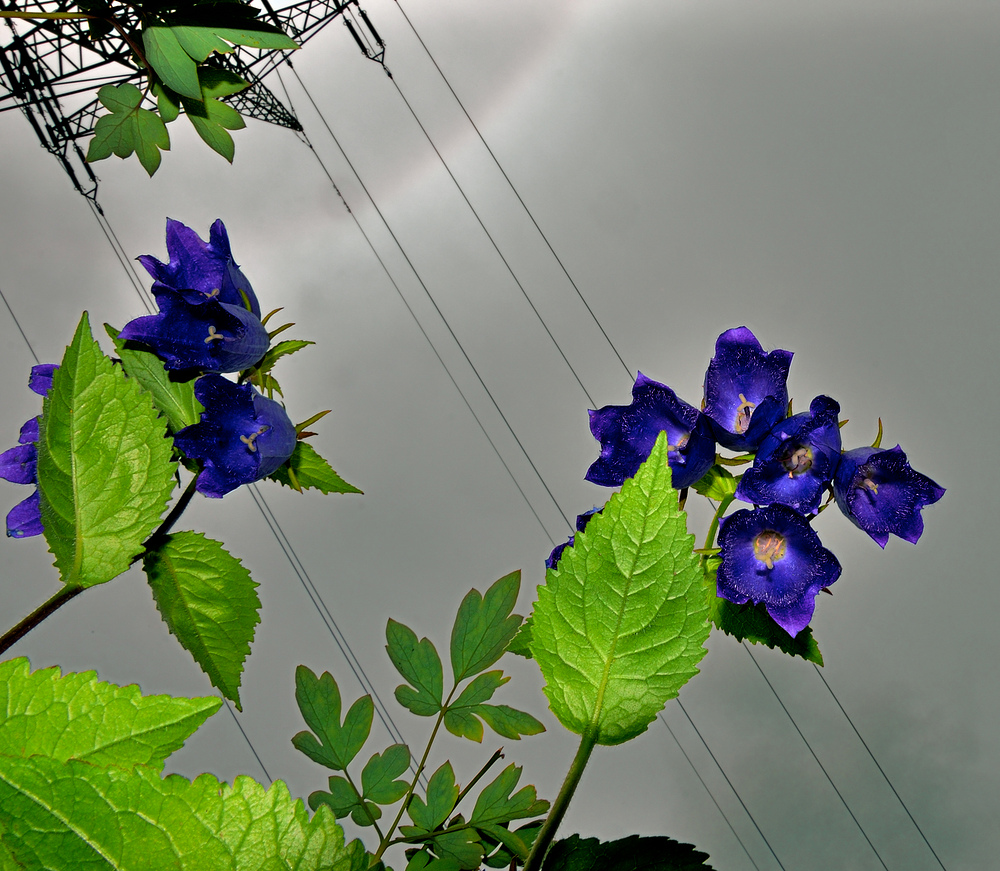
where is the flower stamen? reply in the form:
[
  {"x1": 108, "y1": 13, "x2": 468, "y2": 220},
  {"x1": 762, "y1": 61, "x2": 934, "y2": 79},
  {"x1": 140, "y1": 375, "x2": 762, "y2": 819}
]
[
  {"x1": 240, "y1": 425, "x2": 270, "y2": 452},
  {"x1": 782, "y1": 445, "x2": 813, "y2": 478},
  {"x1": 204, "y1": 325, "x2": 226, "y2": 344},
  {"x1": 753, "y1": 530, "x2": 786, "y2": 570},
  {"x1": 734, "y1": 394, "x2": 756, "y2": 434}
]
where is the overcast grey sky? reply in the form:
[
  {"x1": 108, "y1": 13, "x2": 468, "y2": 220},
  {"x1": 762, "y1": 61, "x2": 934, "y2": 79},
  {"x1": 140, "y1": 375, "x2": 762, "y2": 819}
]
[{"x1": 1, "y1": 1, "x2": 996, "y2": 868}]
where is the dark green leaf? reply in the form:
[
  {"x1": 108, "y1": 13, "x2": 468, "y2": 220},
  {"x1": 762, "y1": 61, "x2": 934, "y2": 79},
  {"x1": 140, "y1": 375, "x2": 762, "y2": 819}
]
[
  {"x1": 451, "y1": 571, "x2": 522, "y2": 682},
  {"x1": 144, "y1": 26, "x2": 203, "y2": 99},
  {"x1": 409, "y1": 762, "x2": 459, "y2": 832},
  {"x1": 451, "y1": 670, "x2": 507, "y2": 708},
  {"x1": 431, "y1": 829, "x2": 483, "y2": 870},
  {"x1": 690, "y1": 464, "x2": 738, "y2": 501},
  {"x1": 267, "y1": 441, "x2": 363, "y2": 494},
  {"x1": 443, "y1": 707, "x2": 482, "y2": 742},
  {"x1": 106, "y1": 323, "x2": 203, "y2": 432},
  {"x1": 38, "y1": 313, "x2": 177, "y2": 588},
  {"x1": 153, "y1": 81, "x2": 181, "y2": 122},
  {"x1": 481, "y1": 821, "x2": 542, "y2": 868},
  {"x1": 387, "y1": 619, "x2": 443, "y2": 717},
  {"x1": 709, "y1": 576, "x2": 824, "y2": 665},
  {"x1": 144, "y1": 532, "x2": 261, "y2": 709},
  {"x1": 254, "y1": 339, "x2": 314, "y2": 376},
  {"x1": 360, "y1": 744, "x2": 410, "y2": 805},
  {"x1": 473, "y1": 705, "x2": 545, "y2": 741},
  {"x1": 291, "y1": 665, "x2": 373, "y2": 771},
  {"x1": 88, "y1": 83, "x2": 170, "y2": 174},
  {"x1": 470, "y1": 764, "x2": 548, "y2": 827},
  {"x1": 542, "y1": 834, "x2": 714, "y2": 871},
  {"x1": 309, "y1": 774, "x2": 363, "y2": 820}
]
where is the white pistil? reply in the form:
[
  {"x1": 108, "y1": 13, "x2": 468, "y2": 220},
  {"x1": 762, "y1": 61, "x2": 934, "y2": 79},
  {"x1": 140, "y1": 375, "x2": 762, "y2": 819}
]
[
  {"x1": 204, "y1": 325, "x2": 225, "y2": 344},
  {"x1": 240, "y1": 425, "x2": 270, "y2": 452},
  {"x1": 734, "y1": 393, "x2": 756, "y2": 434}
]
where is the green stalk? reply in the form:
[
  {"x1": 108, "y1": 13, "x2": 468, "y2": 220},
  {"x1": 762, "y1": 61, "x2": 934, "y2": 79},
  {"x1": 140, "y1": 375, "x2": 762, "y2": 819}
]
[{"x1": 522, "y1": 726, "x2": 599, "y2": 871}]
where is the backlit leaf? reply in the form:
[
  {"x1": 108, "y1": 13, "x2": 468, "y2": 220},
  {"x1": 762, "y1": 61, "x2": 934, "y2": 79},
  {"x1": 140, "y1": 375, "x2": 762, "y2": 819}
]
[
  {"x1": 386, "y1": 620, "x2": 443, "y2": 717},
  {"x1": 267, "y1": 442, "x2": 363, "y2": 495},
  {"x1": 451, "y1": 571, "x2": 522, "y2": 682},
  {"x1": 292, "y1": 666, "x2": 373, "y2": 771}
]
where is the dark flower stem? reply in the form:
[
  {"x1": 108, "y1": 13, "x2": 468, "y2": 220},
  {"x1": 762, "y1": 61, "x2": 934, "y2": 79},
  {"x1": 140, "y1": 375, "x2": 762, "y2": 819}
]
[
  {"x1": 523, "y1": 726, "x2": 598, "y2": 871},
  {"x1": 0, "y1": 474, "x2": 201, "y2": 656}
]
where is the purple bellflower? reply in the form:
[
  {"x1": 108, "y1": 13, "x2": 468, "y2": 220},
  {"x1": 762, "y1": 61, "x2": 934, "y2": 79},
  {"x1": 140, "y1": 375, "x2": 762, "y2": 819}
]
[
  {"x1": 735, "y1": 395, "x2": 842, "y2": 514},
  {"x1": 833, "y1": 445, "x2": 945, "y2": 548},
  {"x1": 119, "y1": 219, "x2": 269, "y2": 373},
  {"x1": 172, "y1": 375, "x2": 297, "y2": 498},
  {"x1": 703, "y1": 327, "x2": 793, "y2": 452},
  {"x1": 546, "y1": 507, "x2": 601, "y2": 570},
  {"x1": 716, "y1": 504, "x2": 841, "y2": 637},
  {"x1": 0, "y1": 363, "x2": 58, "y2": 538},
  {"x1": 586, "y1": 372, "x2": 716, "y2": 490}
]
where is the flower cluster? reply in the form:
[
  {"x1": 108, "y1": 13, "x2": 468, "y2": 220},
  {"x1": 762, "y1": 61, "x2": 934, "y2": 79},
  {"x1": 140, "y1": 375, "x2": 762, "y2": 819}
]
[
  {"x1": 2, "y1": 220, "x2": 303, "y2": 534},
  {"x1": 574, "y1": 327, "x2": 944, "y2": 638}
]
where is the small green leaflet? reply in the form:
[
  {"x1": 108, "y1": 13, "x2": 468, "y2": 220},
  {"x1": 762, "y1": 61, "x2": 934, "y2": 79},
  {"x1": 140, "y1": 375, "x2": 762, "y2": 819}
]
[
  {"x1": 443, "y1": 671, "x2": 544, "y2": 742},
  {"x1": 106, "y1": 323, "x2": 203, "y2": 432},
  {"x1": 703, "y1": 559, "x2": 824, "y2": 665},
  {"x1": 387, "y1": 619, "x2": 444, "y2": 717},
  {"x1": 0, "y1": 658, "x2": 220, "y2": 772},
  {"x1": 267, "y1": 441, "x2": 363, "y2": 495},
  {"x1": 530, "y1": 432, "x2": 711, "y2": 745},
  {"x1": 542, "y1": 834, "x2": 714, "y2": 871},
  {"x1": 451, "y1": 571, "x2": 522, "y2": 682},
  {"x1": 292, "y1": 665, "x2": 374, "y2": 771},
  {"x1": 86, "y1": 83, "x2": 170, "y2": 175},
  {"x1": 144, "y1": 531, "x2": 261, "y2": 709},
  {"x1": 143, "y1": 24, "x2": 297, "y2": 102},
  {"x1": 469, "y1": 764, "x2": 548, "y2": 828},
  {"x1": 37, "y1": 313, "x2": 177, "y2": 588},
  {"x1": 360, "y1": 744, "x2": 410, "y2": 805},
  {"x1": 180, "y1": 67, "x2": 248, "y2": 161},
  {"x1": 407, "y1": 762, "x2": 459, "y2": 833}
]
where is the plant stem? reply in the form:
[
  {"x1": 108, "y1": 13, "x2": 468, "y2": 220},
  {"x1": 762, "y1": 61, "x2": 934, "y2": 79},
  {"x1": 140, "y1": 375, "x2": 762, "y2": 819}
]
[
  {"x1": 522, "y1": 726, "x2": 598, "y2": 871},
  {"x1": 0, "y1": 473, "x2": 200, "y2": 656},
  {"x1": 0, "y1": 584, "x2": 84, "y2": 656}
]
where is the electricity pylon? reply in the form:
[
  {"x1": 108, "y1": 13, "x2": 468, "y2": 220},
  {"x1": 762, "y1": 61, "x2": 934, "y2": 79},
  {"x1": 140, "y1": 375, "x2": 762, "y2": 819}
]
[{"x1": 0, "y1": 0, "x2": 385, "y2": 205}]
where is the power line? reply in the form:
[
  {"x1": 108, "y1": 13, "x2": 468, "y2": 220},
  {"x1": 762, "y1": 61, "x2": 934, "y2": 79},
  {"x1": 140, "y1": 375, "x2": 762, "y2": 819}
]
[
  {"x1": 744, "y1": 644, "x2": 889, "y2": 870},
  {"x1": 0, "y1": 281, "x2": 39, "y2": 364},
  {"x1": 390, "y1": 0, "x2": 633, "y2": 384}
]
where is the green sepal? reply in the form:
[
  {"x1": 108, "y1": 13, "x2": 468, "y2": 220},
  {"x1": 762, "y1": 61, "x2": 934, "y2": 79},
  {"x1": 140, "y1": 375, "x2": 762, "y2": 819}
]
[
  {"x1": 451, "y1": 571, "x2": 522, "y2": 683},
  {"x1": 292, "y1": 665, "x2": 374, "y2": 771},
  {"x1": 387, "y1": 619, "x2": 444, "y2": 717},
  {"x1": 705, "y1": 559, "x2": 824, "y2": 665},
  {"x1": 690, "y1": 464, "x2": 738, "y2": 501},
  {"x1": 106, "y1": 323, "x2": 203, "y2": 432},
  {"x1": 360, "y1": 744, "x2": 410, "y2": 805},
  {"x1": 267, "y1": 441, "x2": 363, "y2": 494},
  {"x1": 143, "y1": 531, "x2": 261, "y2": 709},
  {"x1": 530, "y1": 432, "x2": 711, "y2": 745},
  {"x1": 0, "y1": 658, "x2": 220, "y2": 771},
  {"x1": 37, "y1": 312, "x2": 177, "y2": 588},
  {"x1": 86, "y1": 82, "x2": 170, "y2": 175},
  {"x1": 541, "y1": 834, "x2": 714, "y2": 871}
]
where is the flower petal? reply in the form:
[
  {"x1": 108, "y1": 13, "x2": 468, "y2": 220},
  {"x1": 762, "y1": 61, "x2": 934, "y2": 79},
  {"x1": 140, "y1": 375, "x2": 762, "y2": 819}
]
[{"x1": 7, "y1": 490, "x2": 43, "y2": 538}]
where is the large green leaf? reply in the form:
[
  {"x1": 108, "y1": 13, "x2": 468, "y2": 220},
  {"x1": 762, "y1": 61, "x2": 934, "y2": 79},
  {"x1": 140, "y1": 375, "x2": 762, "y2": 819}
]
[
  {"x1": 0, "y1": 761, "x2": 362, "y2": 871},
  {"x1": 106, "y1": 323, "x2": 203, "y2": 432},
  {"x1": 37, "y1": 313, "x2": 177, "y2": 588},
  {"x1": 542, "y1": 834, "x2": 713, "y2": 871},
  {"x1": 450, "y1": 571, "x2": 522, "y2": 683},
  {"x1": 143, "y1": 532, "x2": 261, "y2": 709},
  {"x1": 87, "y1": 83, "x2": 170, "y2": 175},
  {"x1": 0, "y1": 658, "x2": 220, "y2": 772},
  {"x1": 530, "y1": 432, "x2": 711, "y2": 745},
  {"x1": 267, "y1": 442, "x2": 362, "y2": 495}
]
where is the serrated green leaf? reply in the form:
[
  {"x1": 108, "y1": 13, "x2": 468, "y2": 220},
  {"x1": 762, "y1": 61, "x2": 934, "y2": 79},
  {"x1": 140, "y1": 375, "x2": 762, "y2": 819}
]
[
  {"x1": 408, "y1": 762, "x2": 458, "y2": 832},
  {"x1": 106, "y1": 323, "x2": 203, "y2": 432},
  {"x1": 292, "y1": 665, "x2": 373, "y2": 771},
  {"x1": 705, "y1": 560, "x2": 824, "y2": 664},
  {"x1": 506, "y1": 617, "x2": 533, "y2": 659},
  {"x1": 144, "y1": 26, "x2": 202, "y2": 99},
  {"x1": 267, "y1": 441, "x2": 363, "y2": 494},
  {"x1": 254, "y1": 339, "x2": 314, "y2": 376},
  {"x1": 470, "y1": 764, "x2": 548, "y2": 829},
  {"x1": 143, "y1": 531, "x2": 261, "y2": 709},
  {"x1": 0, "y1": 658, "x2": 220, "y2": 771},
  {"x1": 542, "y1": 834, "x2": 714, "y2": 871},
  {"x1": 473, "y1": 705, "x2": 545, "y2": 741},
  {"x1": 37, "y1": 313, "x2": 177, "y2": 588},
  {"x1": 0, "y1": 761, "x2": 360, "y2": 871},
  {"x1": 451, "y1": 571, "x2": 522, "y2": 682},
  {"x1": 690, "y1": 464, "x2": 738, "y2": 501},
  {"x1": 360, "y1": 744, "x2": 410, "y2": 805},
  {"x1": 530, "y1": 432, "x2": 711, "y2": 745},
  {"x1": 386, "y1": 620, "x2": 443, "y2": 717}
]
